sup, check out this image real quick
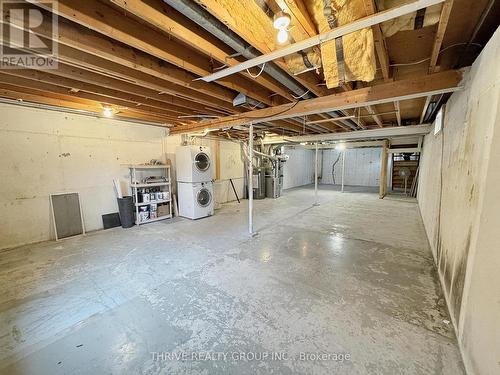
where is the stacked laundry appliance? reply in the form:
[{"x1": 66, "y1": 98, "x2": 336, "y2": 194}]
[{"x1": 175, "y1": 145, "x2": 214, "y2": 219}]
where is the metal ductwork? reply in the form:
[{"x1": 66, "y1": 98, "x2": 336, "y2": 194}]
[
  {"x1": 163, "y1": 0, "x2": 359, "y2": 131},
  {"x1": 164, "y1": 0, "x2": 308, "y2": 97}
]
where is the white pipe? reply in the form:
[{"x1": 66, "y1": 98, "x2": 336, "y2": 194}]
[
  {"x1": 314, "y1": 142, "x2": 319, "y2": 206},
  {"x1": 341, "y1": 151, "x2": 346, "y2": 192},
  {"x1": 248, "y1": 123, "x2": 254, "y2": 235}
]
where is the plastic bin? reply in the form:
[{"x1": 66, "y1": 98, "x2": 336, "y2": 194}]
[{"x1": 117, "y1": 196, "x2": 134, "y2": 228}]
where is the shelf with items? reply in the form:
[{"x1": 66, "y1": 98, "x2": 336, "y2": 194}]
[
  {"x1": 135, "y1": 199, "x2": 171, "y2": 207},
  {"x1": 128, "y1": 164, "x2": 172, "y2": 225},
  {"x1": 130, "y1": 182, "x2": 170, "y2": 188}
]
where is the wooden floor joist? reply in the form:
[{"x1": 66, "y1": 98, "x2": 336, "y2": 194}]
[
  {"x1": 35, "y1": 0, "x2": 277, "y2": 106},
  {"x1": 173, "y1": 70, "x2": 464, "y2": 133},
  {"x1": 109, "y1": 0, "x2": 295, "y2": 102}
]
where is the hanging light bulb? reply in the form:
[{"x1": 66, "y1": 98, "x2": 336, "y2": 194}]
[
  {"x1": 336, "y1": 143, "x2": 346, "y2": 150},
  {"x1": 277, "y1": 28, "x2": 289, "y2": 44},
  {"x1": 102, "y1": 107, "x2": 114, "y2": 118},
  {"x1": 273, "y1": 11, "x2": 291, "y2": 30}
]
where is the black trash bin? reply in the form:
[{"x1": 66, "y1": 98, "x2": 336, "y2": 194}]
[{"x1": 117, "y1": 196, "x2": 134, "y2": 228}]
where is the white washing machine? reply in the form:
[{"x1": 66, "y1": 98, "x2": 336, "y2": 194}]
[
  {"x1": 177, "y1": 181, "x2": 214, "y2": 219},
  {"x1": 175, "y1": 145, "x2": 212, "y2": 183}
]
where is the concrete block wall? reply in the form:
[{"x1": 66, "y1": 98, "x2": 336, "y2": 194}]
[{"x1": 418, "y1": 27, "x2": 500, "y2": 375}]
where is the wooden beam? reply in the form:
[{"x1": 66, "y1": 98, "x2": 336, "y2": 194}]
[
  {"x1": 1, "y1": 67, "x2": 208, "y2": 116},
  {"x1": 175, "y1": 70, "x2": 463, "y2": 133},
  {"x1": 190, "y1": 0, "x2": 327, "y2": 97},
  {"x1": 363, "y1": 0, "x2": 391, "y2": 80},
  {"x1": 303, "y1": 141, "x2": 385, "y2": 149},
  {"x1": 0, "y1": 13, "x2": 236, "y2": 104},
  {"x1": 0, "y1": 84, "x2": 178, "y2": 126},
  {"x1": 395, "y1": 101, "x2": 402, "y2": 126},
  {"x1": 0, "y1": 72, "x2": 185, "y2": 119},
  {"x1": 109, "y1": 0, "x2": 294, "y2": 101},
  {"x1": 420, "y1": 95, "x2": 432, "y2": 123},
  {"x1": 366, "y1": 105, "x2": 384, "y2": 127},
  {"x1": 30, "y1": 0, "x2": 276, "y2": 106},
  {"x1": 0, "y1": 30, "x2": 236, "y2": 115},
  {"x1": 286, "y1": 124, "x2": 432, "y2": 142},
  {"x1": 56, "y1": 44, "x2": 239, "y2": 113},
  {"x1": 429, "y1": 0, "x2": 454, "y2": 73},
  {"x1": 201, "y1": 0, "x2": 445, "y2": 82},
  {"x1": 306, "y1": 116, "x2": 355, "y2": 125},
  {"x1": 379, "y1": 140, "x2": 389, "y2": 198}
]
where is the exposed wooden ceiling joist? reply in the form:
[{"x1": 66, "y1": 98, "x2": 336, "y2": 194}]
[
  {"x1": 429, "y1": 0, "x2": 454, "y2": 73},
  {"x1": 108, "y1": 0, "x2": 295, "y2": 102},
  {"x1": 30, "y1": 0, "x2": 277, "y2": 106},
  {"x1": 193, "y1": 0, "x2": 330, "y2": 98},
  {"x1": 173, "y1": 70, "x2": 464, "y2": 133},
  {"x1": 200, "y1": 0, "x2": 445, "y2": 83},
  {"x1": 363, "y1": 0, "x2": 391, "y2": 81},
  {"x1": 0, "y1": 84, "x2": 178, "y2": 126}
]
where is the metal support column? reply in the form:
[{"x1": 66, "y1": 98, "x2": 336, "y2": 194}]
[
  {"x1": 314, "y1": 142, "x2": 319, "y2": 206},
  {"x1": 248, "y1": 123, "x2": 254, "y2": 234},
  {"x1": 341, "y1": 151, "x2": 345, "y2": 192}
]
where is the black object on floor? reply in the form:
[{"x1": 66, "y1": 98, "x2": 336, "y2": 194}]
[
  {"x1": 117, "y1": 196, "x2": 134, "y2": 228},
  {"x1": 102, "y1": 213, "x2": 121, "y2": 229},
  {"x1": 229, "y1": 178, "x2": 240, "y2": 203}
]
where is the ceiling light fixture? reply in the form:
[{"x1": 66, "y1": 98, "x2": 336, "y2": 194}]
[
  {"x1": 336, "y1": 143, "x2": 346, "y2": 150},
  {"x1": 102, "y1": 107, "x2": 114, "y2": 118},
  {"x1": 277, "y1": 29, "x2": 289, "y2": 44},
  {"x1": 273, "y1": 11, "x2": 291, "y2": 45},
  {"x1": 273, "y1": 11, "x2": 291, "y2": 30}
]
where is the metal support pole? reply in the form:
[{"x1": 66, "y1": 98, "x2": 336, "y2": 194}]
[
  {"x1": 341, "y1": 151, "x2": 345, "y2": 192},
  {"x1": 248, "y1": 123, "x2": 254, "y2": 235},
  {"x1": 314, "y1": 142, "x2": 319, "y2": 206}
]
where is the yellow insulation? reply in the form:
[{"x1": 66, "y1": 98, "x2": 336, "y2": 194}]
[
  {"x1": 306, "y1": 0, "x2": 376, "y2": 88},
  {"x1": 377, "y1": 1, "x2": 442, "y2": 37},
  {"x1": 195, "y1": 0, "x2": 320, "y2": 75}
]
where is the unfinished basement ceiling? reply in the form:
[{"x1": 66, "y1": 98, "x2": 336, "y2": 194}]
[{"x1": 0, "y1": 0, "x2": 497, "y2": 136}]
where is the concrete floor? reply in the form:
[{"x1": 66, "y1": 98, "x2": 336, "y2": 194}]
[{"x1": 0, "y1": 185, "x2": 465, "y2": 374}]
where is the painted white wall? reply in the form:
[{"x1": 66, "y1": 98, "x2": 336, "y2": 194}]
[
  {"x1": 321, "y1": 148, "x2": 381, "y2": 186},
  {"x1": 282, "y1": 146, "x2": 315, "y2": 189},
  {"x1": 0, "y1": 106, "x2": 246, "y2": 250},
  {"x1": 0, "y1": 104, "x2": 168, "y2": 250},
  {"x1": 418, "y1": 27, "x2": 500, "y2": 375}
]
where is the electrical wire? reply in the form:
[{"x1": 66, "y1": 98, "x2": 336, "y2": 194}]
[
  {"x1": 291, "y1": 89, "x2": 311, "y2": 100},
  {"x1": 389, "y1": 42, "x2": 483, "y2": 67},
  {"x1": 331, "y1": 153, "x2": 341, "y2": 185},
  {"x1": 246, "y1": 63, "x2": 266, "y2": 78}
]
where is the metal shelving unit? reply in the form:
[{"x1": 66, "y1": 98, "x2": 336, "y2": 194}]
[{"x1": 128, "y1": 165, "x2": 172, "y2": 225}]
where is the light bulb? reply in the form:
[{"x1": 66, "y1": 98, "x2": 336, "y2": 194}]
[
  {"x1": 336, "y1": 143, "x2": 346, "y2": 150},
  {"x1": 277, "y1": 28, "x2": 288, "y2": 44},
  {"x1": 102, "y1": 107, "x2": 113, "y2": 118},
  {"x1": 273, "y1": 11, "x2": 291, "y2": 30}
]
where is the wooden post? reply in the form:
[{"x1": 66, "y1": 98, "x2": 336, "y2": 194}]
[{"x1": 379, "y1": 140, "x2": 389, "y2": 199}]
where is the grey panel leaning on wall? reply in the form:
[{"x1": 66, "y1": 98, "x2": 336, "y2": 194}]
[{"x1": 50, "y1": 193, "x2": 85, "y2": 240}]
